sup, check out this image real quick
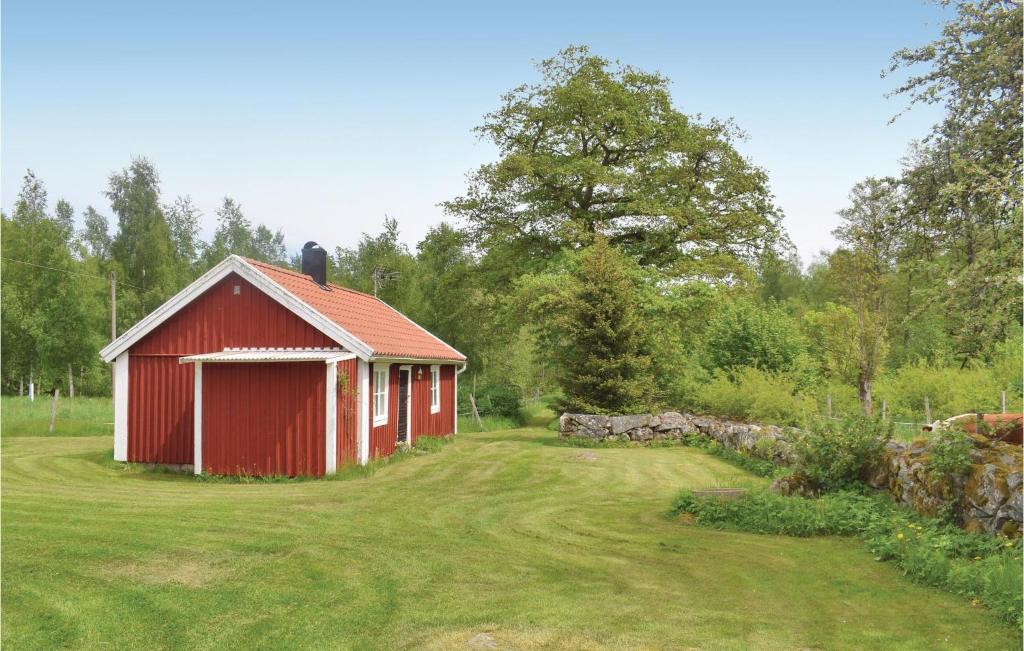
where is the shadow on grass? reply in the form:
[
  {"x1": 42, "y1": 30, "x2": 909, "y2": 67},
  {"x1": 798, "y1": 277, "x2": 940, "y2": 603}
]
[{"x1": 86, "y1": 436, "x2": 455, "y2": 484}]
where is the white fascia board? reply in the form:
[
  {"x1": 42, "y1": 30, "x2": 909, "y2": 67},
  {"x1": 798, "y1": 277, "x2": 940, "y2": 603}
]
[
  {"x1": 236, "y1": 258, "x2": 372, "y2": 359},
  {"x1": 369, "y1": 356, "x2": 466, "y2": 366},
  {"x1": 99, "y1": 256, "x2": 373, "y2": 362}
]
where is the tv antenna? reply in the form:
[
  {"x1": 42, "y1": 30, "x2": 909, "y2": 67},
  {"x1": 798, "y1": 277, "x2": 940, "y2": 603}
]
[{"x1": 371, "y1": 267, "x2": 400, "y2": 297}]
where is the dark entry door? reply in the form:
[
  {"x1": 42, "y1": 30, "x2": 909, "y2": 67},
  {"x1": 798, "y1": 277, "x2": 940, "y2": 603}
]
[{"x1": 397, "y1": 369, "x2": 409, "y2": 444}]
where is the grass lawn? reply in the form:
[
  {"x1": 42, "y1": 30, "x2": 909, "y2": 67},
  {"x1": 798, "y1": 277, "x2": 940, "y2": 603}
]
[
  {"x1": 1, "y1": 395, "x2": 114, "y2": 437},
  {"x1": 3, "y1": 427, "x2": 1018, "y2": 649}
]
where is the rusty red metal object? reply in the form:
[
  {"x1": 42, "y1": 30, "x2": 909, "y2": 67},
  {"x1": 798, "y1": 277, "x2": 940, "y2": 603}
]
[{"x1": 952, "y1": 413, "x2": 1024, "y2": 445}]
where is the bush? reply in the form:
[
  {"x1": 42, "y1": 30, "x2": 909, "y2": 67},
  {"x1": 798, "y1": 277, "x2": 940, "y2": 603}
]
[
  {"x1": 704, "y1": 298, "x2": 809, "y2": 375},
  {"x1": 874, "y1": 362, "x2": 1018, "y2": 423},
  {"x1": 474, "y1": 384, "x2": 522, "y2": 420},
  {"x1": 673, "y1": 488, "x2": 1024, "y2": 627},
  {"x1": 790, "y1": 416, "x2": 891, "y2": 492},
  {"x1": 929, "y1": 428, "x2": 974, "y2": 480},
  {"x1": 695, "y1": 366, "x2": 816, "y2": 426}
]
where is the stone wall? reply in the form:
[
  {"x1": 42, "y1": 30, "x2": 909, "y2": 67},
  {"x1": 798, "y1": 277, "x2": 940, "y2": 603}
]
[
  {"x1": 559, "y1": 411, "x2": 1023, "y2": 536},
  {"x1": 867, "y1": 436, "x2": 1023, "y2": 536}
]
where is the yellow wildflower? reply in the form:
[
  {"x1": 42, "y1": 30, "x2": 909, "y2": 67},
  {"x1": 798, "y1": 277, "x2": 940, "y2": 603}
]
[{"x1": 897, "y1": 532, "x2": 904, "y2": 540}]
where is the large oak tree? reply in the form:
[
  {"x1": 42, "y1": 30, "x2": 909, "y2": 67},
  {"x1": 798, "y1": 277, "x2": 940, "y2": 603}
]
[{"x1": 444, "y1": 45, "x2": 782, "y2": 280}]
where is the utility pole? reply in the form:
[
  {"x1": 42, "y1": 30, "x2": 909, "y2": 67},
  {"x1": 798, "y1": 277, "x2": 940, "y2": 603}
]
[
  {"x1": 109, "y1": 271, "x2": 117, "y2": 341},
  {"x1": 110, "y1": 271, "x2": 117, "y2": 399}
]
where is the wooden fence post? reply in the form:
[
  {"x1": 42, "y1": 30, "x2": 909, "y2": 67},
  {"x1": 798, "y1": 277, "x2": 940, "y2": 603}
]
[
  {"x1": 826, "y1": 394, "x2": 832, "y2": 419},
  {"x1": 1001, "y1": 391, "x2": 1007, "y2": 414},
  {"x1": 49, "y1": 389, "x2": 60, "y2": 434},
  {"x1": 470, "y1": 374, "x2": 483, "y2": 429},
  {"x1": 881, "y1": 400, "x2": 887, "y2": 421},
  {"x1": 924, "y1": 396, "x2": 931, "y2": 424}
]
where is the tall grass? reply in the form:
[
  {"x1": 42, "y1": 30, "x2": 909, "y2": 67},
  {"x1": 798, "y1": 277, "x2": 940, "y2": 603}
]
[{"x1": 1, "y1": 396, "x2": 113, "y2": 437}]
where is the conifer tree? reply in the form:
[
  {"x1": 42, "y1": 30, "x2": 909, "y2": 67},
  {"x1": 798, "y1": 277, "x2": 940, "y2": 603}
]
[{"x1": 553, "y1": 237, "x2": 655, "y2": 414}]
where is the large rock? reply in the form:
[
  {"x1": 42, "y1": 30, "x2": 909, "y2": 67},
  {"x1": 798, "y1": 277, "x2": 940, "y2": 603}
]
[
  {"x1": 655, "y1": 412, "x2": 694, "y2": 433},
  {"x1": 609, "y1": 414, "x2": 651, "y2": 435},
  {"x1": 559, "y1": 413, "x2": 610, "y2": 439}
]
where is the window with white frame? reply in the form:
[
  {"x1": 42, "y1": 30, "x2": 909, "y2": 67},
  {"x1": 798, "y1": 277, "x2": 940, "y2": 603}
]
[
  {"x1": 430, "y1": 365, "x2": 440, "y2": 413},
  {"x1": 373, "y1": 365, "x2": 389, "y2": 426}
]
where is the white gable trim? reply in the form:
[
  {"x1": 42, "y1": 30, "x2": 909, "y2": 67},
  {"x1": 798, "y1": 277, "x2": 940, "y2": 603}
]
[{"x1": 98, "y1": 255, "x2": 373, "y2": 362}]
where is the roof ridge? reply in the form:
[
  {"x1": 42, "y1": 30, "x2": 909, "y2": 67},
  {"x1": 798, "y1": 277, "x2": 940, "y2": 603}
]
[{"x1": 243, "y1": 257, "x2": 383, "y2": 302}]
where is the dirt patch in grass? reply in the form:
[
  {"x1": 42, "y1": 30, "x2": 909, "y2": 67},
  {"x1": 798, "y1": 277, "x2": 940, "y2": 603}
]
[
  {"x1": 106, "y1": 552, "x2": 236, "y2": 588},
  {"x1": 416, "y1": 626, "x2": 618, "y2": 650}
]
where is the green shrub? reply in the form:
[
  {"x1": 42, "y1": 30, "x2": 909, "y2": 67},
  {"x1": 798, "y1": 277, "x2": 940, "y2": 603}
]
[
  {"x1": 703, "y1": 298, "x2": 809, "y2": 375},
  {"x1": 874, "y1": 362, "x2": 1019, "y2": 423},
  {"x1": 475, "y1": 384, "x2": 523, "y2": 420},
  {"x1": 929, "y1": 428, "x2": 974, "y2": 479},
  {"x1": 790, "y1": 415, "x2": 891, "y2": 491},
  {"x1": 673, "y1": 488, "x2": 1024, "y2": 628},
  {"x1": 695, "y1": 366, "x2": 816, "y2": 426}
]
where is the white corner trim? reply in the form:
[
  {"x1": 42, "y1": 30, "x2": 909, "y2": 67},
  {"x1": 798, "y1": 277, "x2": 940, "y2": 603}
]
[
  {"x1": 400, "y1": 365, "x2": 412, "y2": 445},
  {"x1": 193, "y1": 362, "x2": 203, "y2": 475},
  {"x1": 99, "y1": 255, "x2": 373, "y2": 362},
  {"x1": 455, "y1": 363, "x2": 466, "y2": 434},
  {"x1": 113, "y1": 352, "x2": 129, "y2": 461},
  {"x1": 325, "y1": 361, "x2": 338, "y2": 475},
  {"x1": 372, "y1": 363, "x2": 390, "y2": 428},
  {"x1": 357, "y1": 359, "x2": 370, "y2": 465},
  {"x1": 429, "y1": 364, "x2": 441, "y2": 414}
]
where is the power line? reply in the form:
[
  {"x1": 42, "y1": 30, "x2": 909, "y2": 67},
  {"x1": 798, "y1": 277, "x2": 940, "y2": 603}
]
[{"x1": 1, "y1": 256, "x2": 144, "y2": 289}]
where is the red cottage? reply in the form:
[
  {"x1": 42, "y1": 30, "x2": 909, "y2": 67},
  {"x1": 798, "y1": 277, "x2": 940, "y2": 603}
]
[{"x1": 99, "y1": 243, "x2": 466, "y2": 476}]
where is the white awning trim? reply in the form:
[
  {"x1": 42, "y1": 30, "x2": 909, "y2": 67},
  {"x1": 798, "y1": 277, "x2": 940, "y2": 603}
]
[{"x1": 179, "y1": 348, "x2": 356, "y2": 364}]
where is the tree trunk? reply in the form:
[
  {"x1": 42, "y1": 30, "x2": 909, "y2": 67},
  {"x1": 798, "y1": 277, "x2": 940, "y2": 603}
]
[
  {"x1": 19, "y1": 376, "x2": 23, "y2": 397},
  {"x1": 858, "y1": 374, "x2": 873, "y2": 417},
  {"x1": 49, "y1": 389, "x2": 60, "y2": 434},
  {"x1": 68, "y1": 364, "x2": 75, "y2": 399},
  {"x1": 29, "y1": 365, "x2": 34, "y2": 402}
]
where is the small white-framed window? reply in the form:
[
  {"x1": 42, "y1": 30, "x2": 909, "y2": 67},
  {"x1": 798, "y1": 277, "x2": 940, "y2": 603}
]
[
  {"x1": 430, "y1": 365, "x2": 441, "y2": 414},
  {"x1": 373, "y1": 364, "x2": 389, "y2": 426}
]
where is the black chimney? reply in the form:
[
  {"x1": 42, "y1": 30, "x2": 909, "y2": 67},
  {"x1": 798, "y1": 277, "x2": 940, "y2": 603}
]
[{"x1": 301, "y1": 241, "x2": 328, "y2": 286}]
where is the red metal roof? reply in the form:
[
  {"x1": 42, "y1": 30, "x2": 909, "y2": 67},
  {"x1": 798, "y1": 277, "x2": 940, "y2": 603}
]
[{"x1": 246, "y1": 259, "x2": 466, "y2": 361}]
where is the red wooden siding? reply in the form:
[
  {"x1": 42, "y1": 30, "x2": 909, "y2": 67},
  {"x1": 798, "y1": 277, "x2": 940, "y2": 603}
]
[
  {"x1": 410, "y1": 364, "x2": 455, "y2": 441},
  {"x1": 365, "y1": 363, "x2": 455, "y2": 457},
  {"x1": 127, "y1": 273, "x2": 337, "y2": 464},
  {"x1": 202, "y1": 362, "x2": 326, "y2": 476},
  {"x1": 337, "y1": 358, "x2": 359, "y2": 466},
  {"x1": 128, "y1": 356, "x2": 194, "y2": 464},
  {"x1": 368, "y1": 363, "x2": 400, "y2": 460}
]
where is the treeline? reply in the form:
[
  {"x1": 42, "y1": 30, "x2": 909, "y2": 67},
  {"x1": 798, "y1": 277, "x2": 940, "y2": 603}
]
[
  {"x1": 1, "y1": 160, "x2": 292, "y2": 396},
  {"x1": 3, "y1": 1, "x2": 1020, "y2": 426}
]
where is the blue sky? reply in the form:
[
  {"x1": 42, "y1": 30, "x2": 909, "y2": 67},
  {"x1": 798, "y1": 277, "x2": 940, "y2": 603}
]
[{"x1": 2, "y1": 0, "x2": 948, "y2": 264}]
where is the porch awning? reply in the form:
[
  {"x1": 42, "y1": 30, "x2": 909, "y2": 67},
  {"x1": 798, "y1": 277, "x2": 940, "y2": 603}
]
[{"x1": 179, "y1": 348, "x2": 356, "y2": 364}]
